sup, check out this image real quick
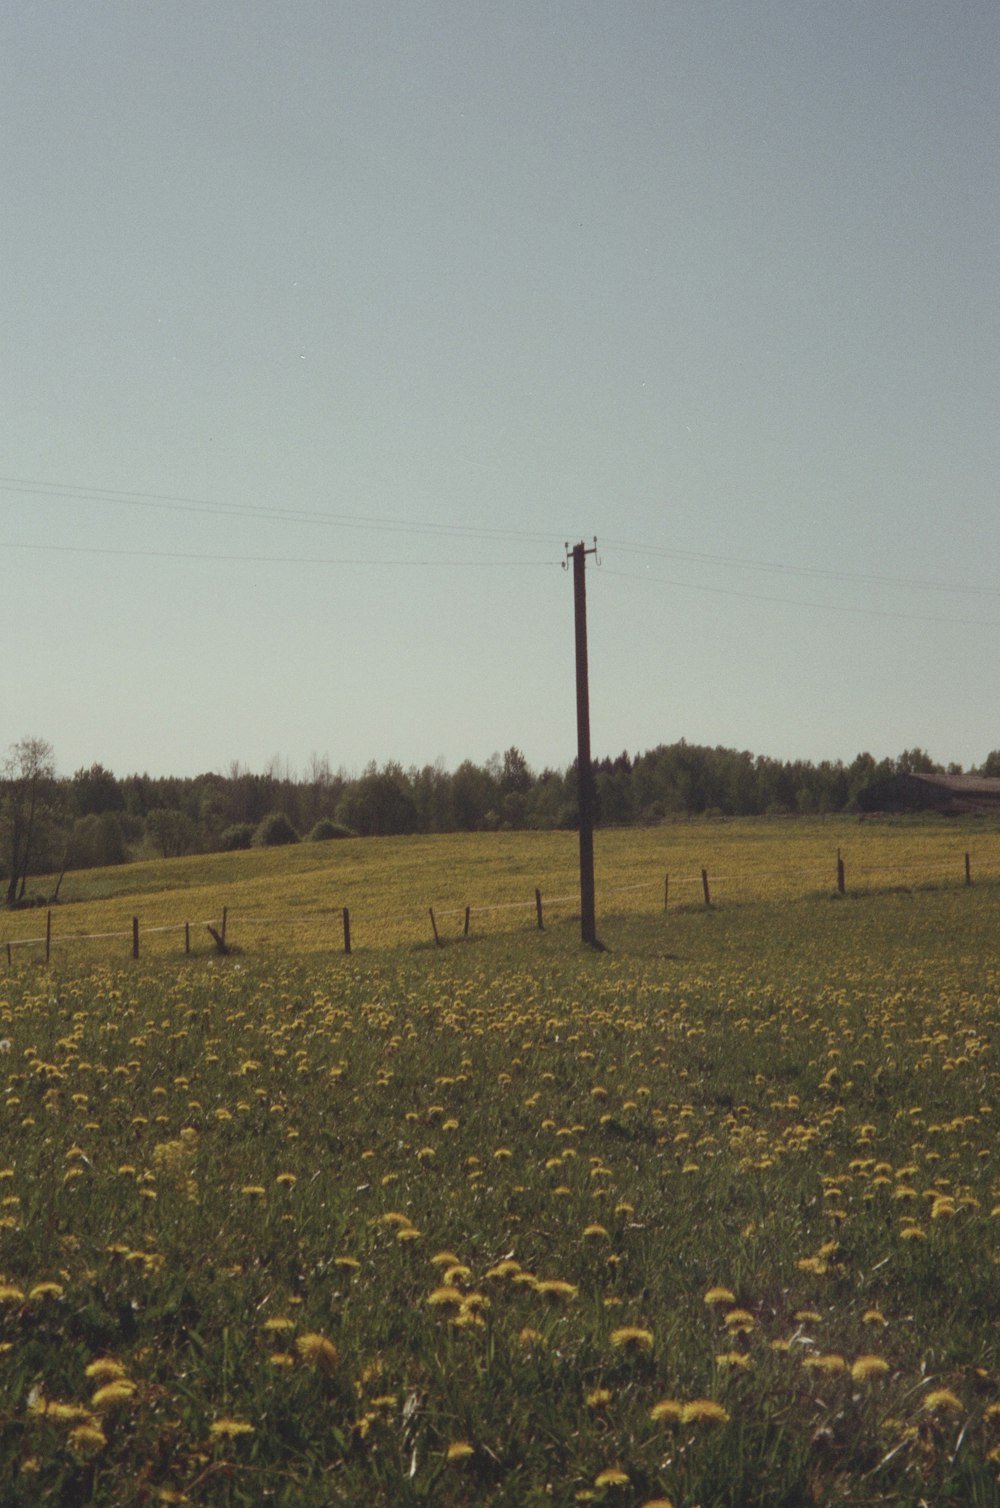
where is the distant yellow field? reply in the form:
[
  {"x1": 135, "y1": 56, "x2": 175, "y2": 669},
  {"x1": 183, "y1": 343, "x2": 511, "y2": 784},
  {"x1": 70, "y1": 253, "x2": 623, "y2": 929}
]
[{"x1": 4, "y1": 816, "x2": 998, "y2": 963}]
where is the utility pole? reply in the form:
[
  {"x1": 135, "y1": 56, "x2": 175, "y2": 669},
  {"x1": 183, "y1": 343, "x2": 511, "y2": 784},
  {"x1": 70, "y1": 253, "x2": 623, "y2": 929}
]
[{"x1": 567, "y1": 539, "x2": 602, "y2": 948}]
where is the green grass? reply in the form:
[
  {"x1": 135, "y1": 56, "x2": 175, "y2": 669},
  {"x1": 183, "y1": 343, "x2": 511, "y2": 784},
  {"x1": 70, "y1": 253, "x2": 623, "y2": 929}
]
[{"x1": 0, "y1": 825, "x2": 998, "y2": 1504}]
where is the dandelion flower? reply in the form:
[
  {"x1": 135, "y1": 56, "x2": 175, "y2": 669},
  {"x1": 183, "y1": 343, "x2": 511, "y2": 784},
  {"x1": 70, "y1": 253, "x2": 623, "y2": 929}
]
[
  {"x1": 68, "y1": 1424, "x2": 107, "y2": 1453},
  {"x1": 802, "y1": 1354, "x2": 846, "y2": 1375},
  {"x1": 427, "y1": 1286, "x2": 465, "y2": 1308},
  {"x1": 716, "y1": 1351, "x2": 752, "y2": 1369},
  {"x1": 91, "y1": 1380, "x2": 137, "y2": 1409},
  {"x1": 296, "y1": 1332, "x2": 338, "y2": 1374},
  {"x1": 84, "y1": 1358, "x2": 128, "y2": 1382},
  {"x1": 610, "y1": 1325, "x2": 653, "y2": 1352},
  {"x1": 723, "y1": 1308, "x2": 755, "y2": 1333},
  {"x1": 209, "y1": 1418, "x2": 255, "y2": 1438},
  {"x1": 262, "y1": 1316, "x2": 296, "y2": 1332},
  {"x1": 681, "y1": 1399, "x2": 729, "y2": 1424},
  {"x1": 851, "y1": 1355, "x2": 890, "y2": 1382},
  {"x1": 923, "y1": 1388, "x2": 963, "y2": 1414},
  {"x1": 446, "y1": 1440, "x2": 475, "y2": 1463},
  {"x1": 586, "y1": 1387, "x2": 613, "y2": 1409},
  {"x1": 649, "y1": 1399, "x2": 684, "y2": 1423},
  {"x1": 862, "y1": 1308, "x2": 887, "y2": 1326},
  {"x1": 28, "y1": 1282, "x2": 64, "y2": 1300},
  {"x1": 536, "y1": 1279, "x2": 578, "y2": 1303},
  {"x1": 594, "y1": 1467, "x2": 630, "y2": 1487},
  {"x1": 703, "y1": 1286, "x2": 736, "y2": 1306}
]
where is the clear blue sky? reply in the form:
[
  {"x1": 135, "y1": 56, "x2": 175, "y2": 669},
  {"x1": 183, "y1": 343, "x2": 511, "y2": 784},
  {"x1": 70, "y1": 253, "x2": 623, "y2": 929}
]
[{"x1": 3, "y1": 2, "x2": 998, "y2": 779}]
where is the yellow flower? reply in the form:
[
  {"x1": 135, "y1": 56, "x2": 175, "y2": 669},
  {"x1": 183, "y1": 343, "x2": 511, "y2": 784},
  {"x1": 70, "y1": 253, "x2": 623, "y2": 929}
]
[
  {"x1": 716, "y1": 1351, "x2": 752, "y2": 1369},
  {"x1": 84, "y1": 1359, "x2": 128, "y2": 1382},
  {"x1": 680, "y1": 1399, "x2": 729, "y2": 1425},
  {"x1": 802, "y1": 1354, "x2": 847, "y2": 1375},
  {"x1": 28, "y1": 1281, "x2": 65, "y2": 1300},
  {"x1": 594, "y1": 1467, "x2": 630, "y2": 1487},
  {"x1": 703, "y1": 1286, "x2": 736, "y2": 1306},
  {"x1": 610, "y1": 1325, "x2": 653, "y2": 1352},
  {"x1": 296, "y1": 1332, "x2": 338, "y2": 1373},
  {"x1": 262, "y1": 1316, "x2": 295, "y2": 1332},
  {"x1": 582, "y1": 1224, "x2": 609, "y2": 1241},
  {"x1": 923, "y1": 1388, "x2": 963, "y2": 1414},
  {"x1": 209, "y1": 1418, "x2": 255, "y2": 1438},
  {"x1": 427, "y1": 1286, "x2": 465, "y2": 1308},
  {"x1": 851, "y1": 1355, "x2": 890, "y2": 1382},
  {"x1": 446, "y1": 1440, "x2": 475, "y2": 1463},
  {"x1": 68, "y1": 1424, "x2": 107, "y2": 1453},
  {"x1": 91, "y1": 1380, "x2": 137, "y2": 1409},
  {"x1": 586, "y1": 1387, "x2": 613, "y2": 1409},
  {"x1": 723, "y1": 1308, "x2": 755, "y2": 1333},
  {"x1": 536, "y1": 1279, "x2": 578, "y2": 1303}
]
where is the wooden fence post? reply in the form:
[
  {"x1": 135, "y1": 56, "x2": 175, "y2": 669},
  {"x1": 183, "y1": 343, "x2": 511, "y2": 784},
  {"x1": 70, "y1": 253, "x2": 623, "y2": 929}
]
[
  {"x1": 185, "y1": 922, "x2": 190, "y2": 955},
  {"x1": 45, "y1": 910, "x2": 51, "y2": 965},
  {"x1": 343, "y1": 907, "x2": 351, "y2": 955},
  {"x1": 221, "y1": 906, "x2": 228, "y2": 945},
  {"x1": 701, "y1": 869, "x2": 711, "y2": 907},
  {"x1": 837, "y1": 850, "x2": 845, "y2": 895},
  {"x1": 965, "y1": 852, "x2": 972, "y2": 886},
  {"x1": 429, "y1": 908, "x2": 443, "y2": 947},
  {"x1": 5, "y1": 942, "x2": 10, "y2": 969},
  {"x1": 132, "y1": 917, "x2": 139, "y2": 961},
  {"x1": 464, "y1": 906, "x2": 471, "y2": 937},
  {"x1": 535, "y1": 888, "x2": 544, "y2": 930}
]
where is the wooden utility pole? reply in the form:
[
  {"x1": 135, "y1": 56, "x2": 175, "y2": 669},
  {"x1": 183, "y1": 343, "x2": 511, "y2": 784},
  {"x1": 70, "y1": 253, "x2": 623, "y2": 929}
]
[{"x1": 568, "y1": 540, "x2": 602, "y2": 948}]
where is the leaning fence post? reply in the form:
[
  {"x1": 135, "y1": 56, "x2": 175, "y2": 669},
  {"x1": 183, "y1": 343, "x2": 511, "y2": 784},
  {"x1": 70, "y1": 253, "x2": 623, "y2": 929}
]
[
  {"x1": 221, "y1": 906, "x2": 228, "y2": 945},
  {"x1": 45, "y1": 910, "x2": 51, "y2": 964},
  {"x1": 837, "y1": 850, "x2": 845, "y2": 894},
  {"x1": 343, "y1": 907, "x2": 351, "y2": 955},
  {"x1": 965, "y1": 852, "x2": 972, "y2": 886},
  {"x1": 701, "y1": 869, "x2": 711, "y2": 907},
  {"x1": 464, "y1": 905, "x2": 471, "y2": 937},
  {"x1": 535, "y1": 887, "x2": 544, "y2": 930},
  {"x1": 132, "y1": 917, "x2": 139, "y2": 961},
  {"x1": 429, "y1": 907, "x2": 442, "y2": 947}
]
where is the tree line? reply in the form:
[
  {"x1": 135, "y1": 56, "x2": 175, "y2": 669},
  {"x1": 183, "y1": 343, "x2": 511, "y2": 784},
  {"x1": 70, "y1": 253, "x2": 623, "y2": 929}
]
[{"x1": 2, "y1": 736, "x2": 996, "y2": 907}]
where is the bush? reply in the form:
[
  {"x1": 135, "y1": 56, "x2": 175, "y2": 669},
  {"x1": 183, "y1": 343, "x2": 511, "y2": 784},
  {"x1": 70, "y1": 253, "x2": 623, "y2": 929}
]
[
  {"x1": 220, "y1": 823, "x2": 254, "y2": 852},
  {"x1": 306, "y1": 819, "x2": 355, "y2": 842},
  {"x1": 253, "y1": 812, "x2": 300, "y2": 848}
]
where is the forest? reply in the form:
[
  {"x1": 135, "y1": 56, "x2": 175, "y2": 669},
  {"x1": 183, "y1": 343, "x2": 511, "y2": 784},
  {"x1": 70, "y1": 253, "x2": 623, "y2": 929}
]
[{"x1": 2, "y1": 735, "x2": 996, "y2": 906}]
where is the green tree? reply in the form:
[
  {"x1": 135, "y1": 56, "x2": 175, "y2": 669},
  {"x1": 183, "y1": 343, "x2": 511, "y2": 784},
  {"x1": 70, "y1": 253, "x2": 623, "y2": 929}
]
[{"x1": 1, "y1": 737, "x2": 62, "y2": 907}]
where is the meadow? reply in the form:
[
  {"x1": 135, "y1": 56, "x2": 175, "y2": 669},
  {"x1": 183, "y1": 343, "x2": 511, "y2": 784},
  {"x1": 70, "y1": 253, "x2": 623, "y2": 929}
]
[{"x1": 1, "y1": 819, "x2": 998, "y2": 1505}]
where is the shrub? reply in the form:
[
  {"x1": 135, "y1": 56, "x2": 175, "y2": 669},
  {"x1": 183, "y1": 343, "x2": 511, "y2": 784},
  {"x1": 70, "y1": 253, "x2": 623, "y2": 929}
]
[
  {"x1": 253, "y1": 812, "x2": 300, "y2": 848},
  {"x1": 220, "y1": 823, "x2": 254, "y2": 852},
  {"x1": 306, "y1": 819, "x2": 355, "y2": 842}
]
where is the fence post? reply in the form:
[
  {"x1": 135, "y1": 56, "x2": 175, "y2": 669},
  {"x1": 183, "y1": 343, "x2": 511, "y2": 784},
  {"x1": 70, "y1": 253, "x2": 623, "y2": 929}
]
[
  {"x1": 429, "y1": 907, "x2": 442, "y2": 947},
  {"x1": 701, "y1": 869, "x2": 711, "y2": 907},
  {"x1": 5, "y1": 942, "x2": 10, "y2": 969},
  {"x1": 221, "y1": 906, "x2": 228, "y2": 945},
  {"x1": 185, "y1": 922, "x2": 190, "y2": 955},
  {"x1": 45, "y1": 910, "x2": 51, "y2": 964},
  {"x1": 343, "y1": 907, "x2": 351, "y2": 955},
  {"x1": 535, "y1": 888, "x2": 544, "y2": 930},
  {"x1": 837, "y1": 850, "x2": 845, "y2": 894},
  {"x1": 664, "y1": 873, "x2": 669, "y2": 910},
  {"x1": 464, "y1": 905, "x2": 471, "y2": 937},
  {"x1": 965, "y1": 852, "x2": 972, "y2": 886},
  {"x1": 132, "y1": 917, "x2": 139, "y2": 961}
]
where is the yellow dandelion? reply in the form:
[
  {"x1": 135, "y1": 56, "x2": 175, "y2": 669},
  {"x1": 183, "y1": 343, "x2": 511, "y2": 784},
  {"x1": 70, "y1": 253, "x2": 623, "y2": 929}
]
[
  {"x1": 900, "y1": 1225, "x2": 926, "y2": 1241},
  {"x1": 723, "y1": 1308, "x2": 755, "y2": 1332},
  {"x1": 275, "y1": 1172, "x2": 297, "y2": 1186},
  {"x1": 0, "y1": 1284, "x2": 25, "y2": 1303},
  {"x1": 28, "y1": 1281, "x2": 65, "y2": 1300},
  {"x1": 446, "y1": 1440, "x2": 475, "y2": 1463},
  {"x1": 209, "y1": 1418, "x2": 255, "y2": 1438},
  {"x1": 396, "y1": 1226, "x2": 421, "y2": 1243},
  {"x1": 68, "y1": 1424, "x2": 107, "y2": 1453},
  {"x1": 518, "y1": 1326, "x2": 543, "y2": 1348},
  {"x1": 427, "y1": 1286, "x2": 465, "y2": 1308},
  {"x1": 862, "y1": 1308, "x2": 887, "y2": 1326},
  {"x1": 296, "y1": 1332, "x2": 338, "y2": 1373},
  {"x1": 703, "y1": 1286, "x2": 736, "y2": 1306},
  {"x1": 794, "y1": 1310, "x2": 822, "y2": 1323},
  {"x1": 90, "y1": 1379, "x2": 137, "y2": 1409},
  {"x1": 269, "y1": 1352, "x2": 296, "y2": 1367},
  {"x1": 716, "y1": 1351, "x2": 752, "y2": 1369},
  {"x1": 586, "y1": 1387, "x2": 613, "y2": 1409},
  {"x1": 680, "y1": 1399, "x2": 730, "y2": 1424},
  {"x1": 582, "y1": 1224, "x2": 609, "y2": 1241},
  {"x1": 430, "y1": 1250, "x2": 462, "y2": 1268},
  {"x1": 262, "y1": 1316, "x2": 296, "y2": 1332},
  {"x1": 924, "y1": 1388, "x2": 963, "y2": 1414},
  {"x1": 610, "y1": 1325, "x2": 653, "y2": 1352},
  {"x1": 536, "y1": 1279, "x2": 578, "y2": 1303},
  {"x1": 84, "y1": 1358, "x2": 128, "y2": 1382},
  {"x1": 485, "y1": 1260, "x2": 522, "y2": 1280},
  {"x1": 334, "y1": 1256, "x2": 360, "y2": 1271},
  {"x1": 443, "y1": 1264, "x2": 472, "y2": 1285},
  {"x1": 594, "y1": 1467, "x2": 630, "y2": 1487},
  {"x1": 851, "y1": 1355, "x2": 890, "y2": 1382},
  {"x1": 802, "y1": 1354, "x2": 847, "y2": 1375},
  {"x1": 240, "y1": 1185, "x2": 266, "y2": 1198}
]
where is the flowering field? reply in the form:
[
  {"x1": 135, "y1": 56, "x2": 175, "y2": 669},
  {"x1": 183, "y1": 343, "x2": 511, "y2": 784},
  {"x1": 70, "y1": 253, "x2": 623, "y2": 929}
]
[{"x1": 2, "y1": 832, "x2": 999, "y2": 1504}]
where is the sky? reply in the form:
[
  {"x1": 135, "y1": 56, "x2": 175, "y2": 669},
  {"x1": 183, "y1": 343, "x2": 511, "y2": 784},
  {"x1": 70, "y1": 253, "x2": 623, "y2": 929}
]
[{"x1": 3, "y1": 1, "x2": 998, "y2": 781}]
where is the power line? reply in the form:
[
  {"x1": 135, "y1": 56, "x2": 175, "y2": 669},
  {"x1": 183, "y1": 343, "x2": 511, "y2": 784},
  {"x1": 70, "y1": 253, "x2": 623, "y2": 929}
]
[{"x1": 0, "y1": 540, "x2": 558, "y2": 569}]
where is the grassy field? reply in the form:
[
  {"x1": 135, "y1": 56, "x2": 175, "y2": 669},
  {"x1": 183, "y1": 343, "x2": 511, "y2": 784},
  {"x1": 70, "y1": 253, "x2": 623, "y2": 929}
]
[
  {"x1": 1, "y1": 820, "x2": 999, "y2": 1504},
  {"x1": 4, "y1": 815, "x2": 1000, "y2": 959}
]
